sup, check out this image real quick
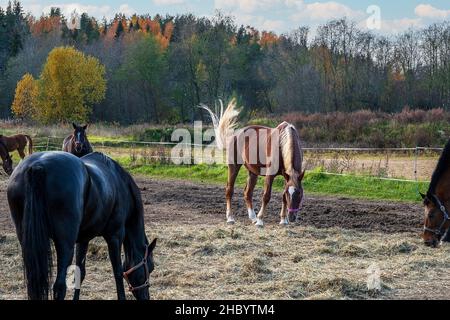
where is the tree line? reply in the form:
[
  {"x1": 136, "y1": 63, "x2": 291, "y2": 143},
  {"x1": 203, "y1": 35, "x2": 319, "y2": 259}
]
[{"x1": 0, "y1": 1, "x2": 449, "y2": 124}]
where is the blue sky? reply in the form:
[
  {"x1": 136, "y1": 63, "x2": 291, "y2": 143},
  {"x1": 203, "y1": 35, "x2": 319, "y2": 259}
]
[{"x1": 2, "y1": 0, "x2": 450, "y2": 34}]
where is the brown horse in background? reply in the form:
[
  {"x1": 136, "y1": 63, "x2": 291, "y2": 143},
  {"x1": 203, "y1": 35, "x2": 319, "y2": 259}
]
[
  {"x1": 62, "y1": 123, "x2": 93, "y2": 158},
  {"x1": 201, "y1": 99, "x2": 305, "y2": 227},
  {"x1": 0, "y1": 134, "x2": 33, "y2": 159}
]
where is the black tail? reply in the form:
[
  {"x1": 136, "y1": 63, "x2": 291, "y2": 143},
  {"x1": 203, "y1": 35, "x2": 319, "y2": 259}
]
[{"x1": 22, "y1": 165, "x2": 52, "y2": 300}]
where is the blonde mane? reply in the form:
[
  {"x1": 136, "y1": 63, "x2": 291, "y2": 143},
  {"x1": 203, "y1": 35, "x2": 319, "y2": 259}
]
[{"x1": 278, "y1": 122, "x2": 302, "y2": 178}]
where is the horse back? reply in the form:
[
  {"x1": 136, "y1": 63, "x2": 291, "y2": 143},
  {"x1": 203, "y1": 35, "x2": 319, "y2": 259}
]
[
  {"x1": 77, "y1": 152, "x2": 139, "y2": 240},
  {"x1": 7, "y1": 152, "x2": 89, "y2": 237}
]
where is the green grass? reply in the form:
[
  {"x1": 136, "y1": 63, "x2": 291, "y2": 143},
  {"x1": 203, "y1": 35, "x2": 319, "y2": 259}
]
[{"x1": 117, "y1": 159, "x2": 428, "y2": 202}]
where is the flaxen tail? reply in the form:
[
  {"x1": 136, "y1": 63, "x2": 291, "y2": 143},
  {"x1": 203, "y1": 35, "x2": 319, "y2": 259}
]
[
  {"x1": 199, "y1": 99, "x2": 241, "y2": 150},
  {"x1": 25, "y1": 135, "x2": 33, "y2": 155}
]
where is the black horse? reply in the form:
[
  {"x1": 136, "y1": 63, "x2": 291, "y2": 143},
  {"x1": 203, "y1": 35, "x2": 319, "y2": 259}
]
[
  {"x1": 7, "y1": 151, "x2": 156, "y2": 300},
  {"x1": 62, "y1": 123, "x2": 93, "y2": 157}
]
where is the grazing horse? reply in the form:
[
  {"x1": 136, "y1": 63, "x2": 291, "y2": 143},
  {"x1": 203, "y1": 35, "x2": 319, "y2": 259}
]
[
  {"x1": 0, "y1": 140, "x2": 13, "y2": 175},
  {"x1": 422, "y1": 139, "x2": 450, "y2": 247},
  {"x1": 7, "y1": 151, "x2": 157, "y2": 300},
  {"x1": 0, "y1": 134, "x2": 33, "y2": 159},
  {"x1": 201, "y1": 99, "x2": 305, "y2": 227},
  {"x1": 62, "y1": 123, "x2": 93, "y2": 157}
]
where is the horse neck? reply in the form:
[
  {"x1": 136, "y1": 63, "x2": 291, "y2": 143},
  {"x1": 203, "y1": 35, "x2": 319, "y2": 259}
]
[
  {"x1": 434, "y1": 168, "x2": 450, "y2": 202},
  {"x1": 123, "y1": 208, "x2": 148, "y2": 265}
]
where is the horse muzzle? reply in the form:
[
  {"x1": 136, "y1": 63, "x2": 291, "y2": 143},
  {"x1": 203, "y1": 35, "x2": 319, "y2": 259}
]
[
  {"x1": 424, "y1": 238, "x2": 439, "y2": 248},
  {"x1": 288, "y1": 208, "x2": 300, "y2": 222}
]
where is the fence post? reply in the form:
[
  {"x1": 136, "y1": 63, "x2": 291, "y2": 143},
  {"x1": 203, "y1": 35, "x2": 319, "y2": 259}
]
[{"x1": 46, "y1": 137, "x2": 50, "y2": 151}]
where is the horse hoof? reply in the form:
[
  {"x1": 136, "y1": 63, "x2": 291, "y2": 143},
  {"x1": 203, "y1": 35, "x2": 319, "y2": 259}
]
[
  {"x1": 227, "y1": 218, "x2": 235, "y2": 225},
  {"x1": 279, "y1": 219, "x2": 288, "y2": 226},
  {"x1": 255, "y1": 219, "x2": 264, "y2": 227}
]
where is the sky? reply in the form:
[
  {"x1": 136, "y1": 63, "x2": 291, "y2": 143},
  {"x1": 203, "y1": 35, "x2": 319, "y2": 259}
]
[{"x1": 1, "y1": 0, "x2": 450, "y2": 34}]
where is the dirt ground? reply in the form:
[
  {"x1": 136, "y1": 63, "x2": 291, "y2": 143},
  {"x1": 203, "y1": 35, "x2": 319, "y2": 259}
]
[{"x1": 1, "y1": 176, "x2": 450, "y2": 300}]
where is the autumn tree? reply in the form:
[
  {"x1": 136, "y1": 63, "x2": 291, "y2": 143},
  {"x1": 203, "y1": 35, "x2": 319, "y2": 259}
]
[
  {"x1": 11, "y1": 73, "x2": 37, "y2": 120},
  {"x1": 36, "y1": 46, "x2": 106, "y2": 123}
]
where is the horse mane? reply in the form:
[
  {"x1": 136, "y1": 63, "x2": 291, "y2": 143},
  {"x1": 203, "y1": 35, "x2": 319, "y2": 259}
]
[
  {"x1": 278, "y1": 122, "x2": 302, "y2": 177},
  {"x1": 428, "y1": 139, "x2": 450, "y2": 195}
]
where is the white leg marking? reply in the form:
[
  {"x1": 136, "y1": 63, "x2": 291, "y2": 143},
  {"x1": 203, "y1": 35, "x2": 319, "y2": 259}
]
[
  {"x1": 279, "y1": 217, "x2": 289, "y2": 225},
  {"x1": 248, "y1": 208, "x2": 257, "y2": 222},
  {"x1": 255, "y1": 218, "x2": 264, "y2": 227},
  {"x1": 226, "y1": 210, "x2": 235, "y2": 224}
]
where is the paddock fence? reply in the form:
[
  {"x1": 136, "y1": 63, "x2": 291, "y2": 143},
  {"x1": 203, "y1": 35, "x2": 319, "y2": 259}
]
[{"x1": 27, "y1": 136, "x2": 443, "y2": 183}]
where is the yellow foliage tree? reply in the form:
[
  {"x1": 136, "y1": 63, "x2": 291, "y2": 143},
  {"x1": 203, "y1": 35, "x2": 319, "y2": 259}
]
[
  {"x1": 11, "y1": 73, "x2": 38, "y2": 121},
  {"x1": 36, "y1": 46, "x2": 106, "y2": 123}
]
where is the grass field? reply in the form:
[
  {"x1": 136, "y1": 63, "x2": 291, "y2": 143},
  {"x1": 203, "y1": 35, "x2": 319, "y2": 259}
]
[{"x1": 120, "y1": 161, "x2": 428, "y2": 203}]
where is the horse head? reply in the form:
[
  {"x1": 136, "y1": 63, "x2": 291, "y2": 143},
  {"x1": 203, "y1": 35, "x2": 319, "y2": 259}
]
[
  {"x1": 284, "y1": 170, "x2": 305, "y2": 222},
  {"x1": 0, "y1": 140, "x2": 13, "y2": 175},
  {"x1": 123, "y1": 238, "x2": 157, "y2": 300},
  {"x1": 72, "y1": 123, "x2": 89, "y2": 154},
  {"x1": 422, "y1": 192, "x2": 450, "y2": 248}
]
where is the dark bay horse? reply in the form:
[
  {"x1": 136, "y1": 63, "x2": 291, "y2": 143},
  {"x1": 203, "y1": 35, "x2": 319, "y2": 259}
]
[
  {"x1": 0, "y1": 140, "x2": 13, "y2": 175},
  {"x1": 422, "y1": 139, "x2": 450, "y2": 247},
  {"x1": 0, "y1": 134, "x2": 33, "y2": 159},
  {"x1": 201, "y1": 99, "x2": 305, "y2": 227},
  {"x1": 7, "y1": 151, "x2": 156, "y2": 300},
  {"x1": 62, "y1": 123, "x2": 93, "y2": 157}
]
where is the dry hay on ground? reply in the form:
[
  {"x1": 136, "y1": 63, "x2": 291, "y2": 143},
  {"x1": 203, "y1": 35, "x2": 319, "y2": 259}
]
[{"x1": 0, "y1": 177, "x2": 448, "y2": 300}]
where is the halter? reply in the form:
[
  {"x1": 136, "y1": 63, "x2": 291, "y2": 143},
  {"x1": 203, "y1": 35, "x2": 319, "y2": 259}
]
[
  {"x1": 123, "y1": 244, "x2": 151, "y2": 292},
  {"x1": 423, "y1": 194, "x2": 450, "y2": 237},
  {"x1": 287, "y1": 196, "x2": 304, "y2": 214}
]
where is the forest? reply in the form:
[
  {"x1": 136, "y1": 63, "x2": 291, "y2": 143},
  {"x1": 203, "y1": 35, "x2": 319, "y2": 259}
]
[{"x1": 0, "y1": 1, "x2": 449, "y2": 124}]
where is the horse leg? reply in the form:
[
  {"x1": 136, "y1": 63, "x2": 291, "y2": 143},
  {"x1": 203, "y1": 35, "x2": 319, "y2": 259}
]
[
  {"x1": 256, "y1": 175, "x2": 275, "y2": 227},
  {"x1": 244, "y1": 171, "x2": 258, "y2": 223},
  {"x1": 53, "y1": 241, "x2": 75, "y2": 300},
  {"x1": 73, "y1": 242, "x2": 89, "y2": 300},
  {"x1": 279, "y1": 193, "x2": 288, "y2": 225},
  {"x1": 225, "y1": 164, "x2": 241, "y2": 224},
  {"x1": 18, "y1": 148, "x2": 26, "y2": 159},
  {"x1": 105, "y1": 236, "x2": 126, "y2": 300}
]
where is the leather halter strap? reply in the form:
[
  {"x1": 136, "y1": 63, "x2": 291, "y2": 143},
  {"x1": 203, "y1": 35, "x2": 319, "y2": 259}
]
[{"x1": 123, "y1": 244, "x2": 151, "y2": 292}]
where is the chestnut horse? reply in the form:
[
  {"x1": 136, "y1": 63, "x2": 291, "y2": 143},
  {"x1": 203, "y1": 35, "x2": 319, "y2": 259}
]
[
  {"x1": 422, "y1": 138, "x2": 450, "y2": 247},
  {"x1": 62, "y1": 123, "x2": 93, "y2": 158},
  {"x1": 0, "y1": 134, "x2": 33, "y2": 159},
  {"x1": 201, "y1": 99, "x2": 305, "y2": 227}
]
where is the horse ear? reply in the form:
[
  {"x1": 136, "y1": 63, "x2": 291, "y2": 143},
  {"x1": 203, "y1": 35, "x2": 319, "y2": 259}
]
[
  {"x1": 72, "y1": 123, "x2": 77, "y2": 130},
  {"x1": 147, "y1": 238, "x2": 157, "y2": 253},
  {"x1": 83, "y1": 124, "x2": 88, "y2": 130}
]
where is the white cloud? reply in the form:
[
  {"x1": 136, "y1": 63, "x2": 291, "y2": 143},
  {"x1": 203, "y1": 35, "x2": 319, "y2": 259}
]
[
  {"x1": 291, "y1": 1, "x2": 364, "y2": 23},
  {"x1": 118, "y1": 4, "x2": 135, "y2": 16},
  {"x1": 414, "y1": 4, "x2": 450, "y2": 19},
  {"x1": 153, "y1": 0, "x2": 186, "y2": 6},
  {"x1": 215, "y1": 0, "x2": 283, "y2": 14}
]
